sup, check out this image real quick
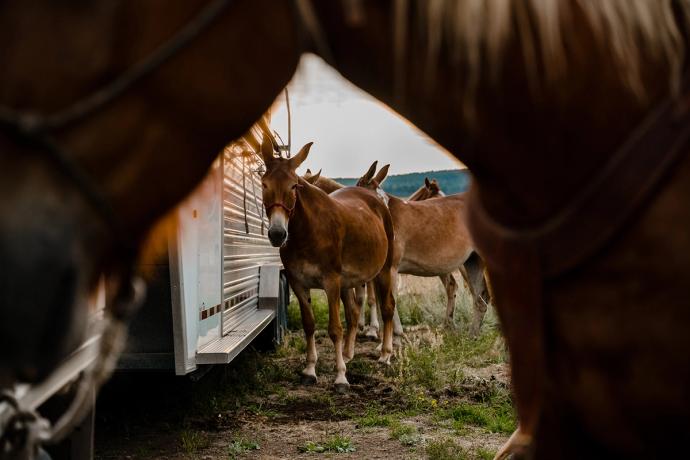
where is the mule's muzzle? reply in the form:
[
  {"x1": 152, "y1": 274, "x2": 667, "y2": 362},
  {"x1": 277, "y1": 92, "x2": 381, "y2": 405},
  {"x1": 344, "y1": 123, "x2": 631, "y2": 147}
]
[{"x1": 268, "y1": 226, "x2": 287, "y2": 247}]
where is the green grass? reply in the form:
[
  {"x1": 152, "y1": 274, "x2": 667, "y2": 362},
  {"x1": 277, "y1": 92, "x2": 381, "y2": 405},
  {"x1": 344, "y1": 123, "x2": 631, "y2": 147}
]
[
  {"x1": 299, "y1": 435, "x2": 356, "y2": 453},
  {"x1": 287, "y1": 291, "x2": 331, "y2": 331},
  {"x1": 389, "y1": 421, "x2": 422, "y2": 446},
  {"x1": 228, "y1": 438, "x2": 260, "y2": 458},
  {"x1": 179, "y1": 429, "x2": 209, "y2": 454},
  {"x1": 476, "y1": 447, "x2": 497, "y2": 460},
  {"x1": 443, "y1": 401, "x2": 516, "y2": 435},
  {"x1": 357, "y1": 408, "x2": 395, "y2": 428},
  {"x1": 425, "y1": 438, "x2": 469, "y2": 460}
]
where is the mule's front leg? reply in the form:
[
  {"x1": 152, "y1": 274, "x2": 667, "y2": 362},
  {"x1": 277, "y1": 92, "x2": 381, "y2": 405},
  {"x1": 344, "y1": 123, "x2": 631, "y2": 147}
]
[
  {"x1": 341, "y1": 288, "x2": 361, "y2": 363},
  {"x1": 325, "y1": 279, "x2": 349, "y2": 393},
  {"x1": 292, "y1": 282, "x2": 318, "y2": 385}
]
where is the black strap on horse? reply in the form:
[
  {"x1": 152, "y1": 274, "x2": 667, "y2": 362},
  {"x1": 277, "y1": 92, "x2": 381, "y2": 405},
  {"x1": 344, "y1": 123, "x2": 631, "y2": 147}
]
[
  {"x1": 467, "y1": 80, "x2": 690, "y2": 455},
  {"x1": 0, "y1": 0, "x2": 233, "y2": 256}
]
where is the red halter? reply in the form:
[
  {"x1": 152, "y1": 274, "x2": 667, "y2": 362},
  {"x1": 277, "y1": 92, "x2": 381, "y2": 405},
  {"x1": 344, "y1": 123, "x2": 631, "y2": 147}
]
[{"x1": 265, "y1": 202, "x2": 295, "y2": 218}]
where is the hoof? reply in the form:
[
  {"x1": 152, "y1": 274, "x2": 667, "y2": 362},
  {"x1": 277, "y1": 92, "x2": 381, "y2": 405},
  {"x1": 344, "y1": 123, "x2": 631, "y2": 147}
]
[
  {"x1": 301, "y1": 374, "x2": 317, "y2": 386},
  {"x1": 377, "y1": 355, "x2": 391, "y2": 365},
  {"x1": 334, "y1": 382, "x2": 350, "y2": 394}
]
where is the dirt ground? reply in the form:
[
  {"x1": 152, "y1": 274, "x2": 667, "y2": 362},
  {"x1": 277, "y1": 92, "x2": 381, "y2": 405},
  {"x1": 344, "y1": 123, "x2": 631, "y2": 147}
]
[{"x1": 95, "y1": 276, "x2": 513, "y2": 460}]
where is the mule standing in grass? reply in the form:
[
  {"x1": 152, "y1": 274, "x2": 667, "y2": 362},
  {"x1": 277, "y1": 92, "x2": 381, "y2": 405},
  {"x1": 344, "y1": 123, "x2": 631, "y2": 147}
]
[
  {"x1": 357, "y1": 164, "x2": 490, "y2": 336},
  {"x1": 302, "y1": 167, "x2": 404, "y2": 341},
  {"x1": 260, "y1": 139, "x2": 396, "y2": 392}
]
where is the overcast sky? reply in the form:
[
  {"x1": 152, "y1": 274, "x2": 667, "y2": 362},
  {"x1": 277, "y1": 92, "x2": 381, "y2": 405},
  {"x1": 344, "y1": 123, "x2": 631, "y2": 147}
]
[{"x1": 270, "y1": 54, "x2": 462, "y2": 178}]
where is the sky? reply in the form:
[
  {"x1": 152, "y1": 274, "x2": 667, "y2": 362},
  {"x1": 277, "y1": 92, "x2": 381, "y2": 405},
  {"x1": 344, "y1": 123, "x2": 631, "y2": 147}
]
[{"x1": 270, "y1": 54, "x2": 462, "y2": 178}]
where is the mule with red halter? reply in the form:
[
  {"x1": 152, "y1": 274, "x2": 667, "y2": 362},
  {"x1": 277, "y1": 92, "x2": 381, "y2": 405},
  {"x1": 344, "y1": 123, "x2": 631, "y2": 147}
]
[{"x1": 261, "y1": 139, "x2": 397, "y2": 392}]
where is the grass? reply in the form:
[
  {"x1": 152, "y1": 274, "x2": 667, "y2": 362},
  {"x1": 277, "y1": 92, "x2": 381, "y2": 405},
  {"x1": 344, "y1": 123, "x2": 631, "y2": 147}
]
[
  {"x1": 179, "y1": 429, "x2": 209, "y2": 454},
  {"x1": 228, "y1": 438, "x2": 260, "y2": 458},
  {"x1": 357, "y1": 408, "x2": 395, "y2": 428},
  {"x1": 425, "y1": 438, "x2": 469, "y2": 460},
  {"x1": 299, "y1": 435, "x2": 356, "y2": 454},
  {"x1": 389, "y1": 420, "x2": 422, "y2": 446},
  {"x1": 446, "y1": 401, "x2": 516, "y2": 435}
]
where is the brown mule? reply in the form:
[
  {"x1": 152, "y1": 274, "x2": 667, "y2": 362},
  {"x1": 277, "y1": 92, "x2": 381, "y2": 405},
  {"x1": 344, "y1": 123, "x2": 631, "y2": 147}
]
[
  {"x1": 261, "y1": 139, "x2": 396, "y2": 392},
  {"x1": 357, "y1": 163, "x2": 490, "y2": 336},
  {"x1": 302, "y1": 167, "x2": 394, "y2": 341},
  {"x1": 408, "y1": 177, "x2": 444, "y2": 201}
]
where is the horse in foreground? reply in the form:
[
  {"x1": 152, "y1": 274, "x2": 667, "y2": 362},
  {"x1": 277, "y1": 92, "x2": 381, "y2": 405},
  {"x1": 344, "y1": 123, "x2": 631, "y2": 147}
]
[
  {"x1": 260, "y1": 139, "x2": 396, "y2": 391},
  {"x1": 2, "y1": 1, "x2": 690, "y2": 457},
  {"x1": 356, "y1": 164, "x2": 490, "y2": 336}
]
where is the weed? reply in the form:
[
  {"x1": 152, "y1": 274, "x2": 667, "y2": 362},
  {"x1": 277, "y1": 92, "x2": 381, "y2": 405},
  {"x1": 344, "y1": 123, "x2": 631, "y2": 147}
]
[
  {"x1": 444, "y1": 402, "x2": 516, "y2": 435},
  {"x1": 228, "y1": 438, "x2": 260, "y2": 458},
  {"x1": 357, "y1": 408, "x2": 394, "y2": 428},
  {"x1": 425, "y1": 438, "x2": 468, "y2": 460},
  {"x1": 475, "y1": 447, "x2": 497, "y2": 460},
  {"x1": 299, "y1": 435, "x2": 356, "y2": 453},
  {"x1": 179, "y1": 429, "x2": 209, "y2": 454}
]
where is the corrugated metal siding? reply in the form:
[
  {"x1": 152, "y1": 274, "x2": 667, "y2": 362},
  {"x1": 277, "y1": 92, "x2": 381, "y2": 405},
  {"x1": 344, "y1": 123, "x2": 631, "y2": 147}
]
[{"x1": 221, "y1": 150, "x2": 281, "y2": 336}]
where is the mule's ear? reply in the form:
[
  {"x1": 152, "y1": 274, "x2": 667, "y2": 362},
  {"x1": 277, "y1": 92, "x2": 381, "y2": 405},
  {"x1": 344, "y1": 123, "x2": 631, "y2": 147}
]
[
  {"x1": 361, "y1": 161, "x2": 378, "y2": 184},
  {"x1": 290, "y1": 142, "x2": 313, "y2": 169},
  {"x1": 304, "y1": 169, "x2": 322, "y2": 184},
  {"x1": 305, "y1": 168, "x2": 313, "y2": 175},
  {"x1": 424, "y1": 177, "x2": 431, "y2": 188},
  {"x1": 261, "y1": 135, "x2": 275, "y2": 165},
  {"x1": 374, "y1": 164, "x2": 390, "y2": 185}
]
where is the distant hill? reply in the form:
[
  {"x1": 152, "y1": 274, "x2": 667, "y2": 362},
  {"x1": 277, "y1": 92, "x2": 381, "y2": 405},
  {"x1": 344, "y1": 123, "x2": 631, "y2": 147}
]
[{"x1": 333, "y1": 169, "x2": 471, "y2": 198}]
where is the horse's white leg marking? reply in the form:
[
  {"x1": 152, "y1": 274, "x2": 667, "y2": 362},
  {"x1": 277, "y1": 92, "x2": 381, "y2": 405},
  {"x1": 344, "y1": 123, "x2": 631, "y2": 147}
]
[{"x1": 392, "y1": 269, "x2": 404, "y2": 337}]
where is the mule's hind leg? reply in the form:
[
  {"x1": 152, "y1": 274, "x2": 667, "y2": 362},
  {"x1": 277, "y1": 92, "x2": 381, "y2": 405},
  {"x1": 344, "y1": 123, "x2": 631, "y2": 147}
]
[
  {"x1": 341, "y1": 288, "x2": 361, "y2": 363},
  {"x1": 292, "y1": 281, "x2": 318, "y2": 385},
  {"x1": 374, "y1": 269, "x2": 396, "y2": 364},
  {"x1": 324, "y1": 278, "x2": 349, "y2": 392},
  {"x1": 356, "y1": 284, "x2": 367, "y2": 332},
  {"x1": 462, "y1": 252, "x2": 489, "y2": 337},
  {"x1": 365, "y1": 281, "x2": 380, "y2": 340},
  {"x1": 441, "y1": 273, "x2": 458, "y2": 325}
]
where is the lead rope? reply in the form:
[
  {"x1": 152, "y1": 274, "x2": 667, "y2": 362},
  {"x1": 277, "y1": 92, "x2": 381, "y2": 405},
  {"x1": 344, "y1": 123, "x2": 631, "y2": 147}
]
[{"x1": 0, "y1": 277, "x2": 145, "y2": 459}]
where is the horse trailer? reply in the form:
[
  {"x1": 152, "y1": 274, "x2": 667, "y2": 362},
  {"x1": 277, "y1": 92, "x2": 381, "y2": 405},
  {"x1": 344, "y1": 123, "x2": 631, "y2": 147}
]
[
  {"x1": 119, "y1": 145, "x2": 288, "y2": 374},
  {"x1": 0, "y1": 124, "x2": 287, "y2": 459}
]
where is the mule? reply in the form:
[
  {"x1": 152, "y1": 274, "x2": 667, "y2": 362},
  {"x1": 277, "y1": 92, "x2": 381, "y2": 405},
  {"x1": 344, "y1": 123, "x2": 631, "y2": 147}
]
[
  {"x1": 260, "y1": 139, "x2": 396, "y2": 391},
  {"x1": 408, "y1": 177, "x2": 445, "y2": 201},
  {"x1": 302, "y1": 165, "x2": 405, "y2": 341},
  {"x1": 3, "y1": 1, "x2": 690, "y2": 457},
  {"x1": 356, "y1": 164, "x2": 490, "y2": 336}
]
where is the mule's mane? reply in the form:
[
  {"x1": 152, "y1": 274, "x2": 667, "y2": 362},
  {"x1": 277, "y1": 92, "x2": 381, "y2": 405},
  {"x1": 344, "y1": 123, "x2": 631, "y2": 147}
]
[{"x1": 400, "y1": 0, "x2": 690, "y2": 115}]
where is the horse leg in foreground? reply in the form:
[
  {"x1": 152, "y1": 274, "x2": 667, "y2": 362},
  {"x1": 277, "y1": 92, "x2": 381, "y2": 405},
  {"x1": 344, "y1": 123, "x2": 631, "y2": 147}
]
[{"x1": 291, "y1": 281, "x2": 319, "y2": 385}]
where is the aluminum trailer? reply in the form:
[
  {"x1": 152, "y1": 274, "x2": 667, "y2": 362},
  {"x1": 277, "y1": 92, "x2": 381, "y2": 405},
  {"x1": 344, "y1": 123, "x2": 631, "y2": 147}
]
[{"x1": 118, "y1": 146, "x2": 287, "y2": 374}]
